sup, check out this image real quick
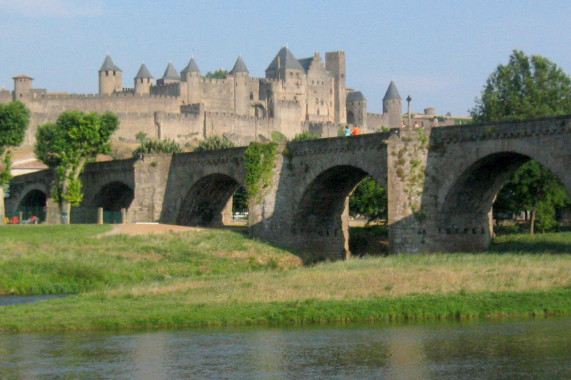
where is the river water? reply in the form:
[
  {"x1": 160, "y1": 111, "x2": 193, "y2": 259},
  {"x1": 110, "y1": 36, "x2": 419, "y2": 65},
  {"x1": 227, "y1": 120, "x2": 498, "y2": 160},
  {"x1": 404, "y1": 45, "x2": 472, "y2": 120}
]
[{"x1": 0, "y1": 317, "x2": 569, "y2": 379}]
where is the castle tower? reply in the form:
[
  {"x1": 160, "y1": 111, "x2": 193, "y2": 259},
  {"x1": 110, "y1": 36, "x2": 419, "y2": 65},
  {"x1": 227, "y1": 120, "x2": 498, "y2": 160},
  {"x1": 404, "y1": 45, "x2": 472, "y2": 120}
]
[
  {"x1": 134, "y1": 64, "x2": 154, "y2": 96},
  {"x1": 157, "y1": 62, "x2": 180, "y2": 85},
  {"x1": 346, "y1": 91, "x2": 367, "y2": 129},
  {"x1": 383, "y1": 81, "x2": 402, "y2": 128},
  {"x1": 181, "y1": 57, "x2": 201, "y2": 103},
  {"x1": 12, "y1": 75, "x2": 33, "y2": 101},
  {"x1": 230, "y1": 55, "x2": 250, "y2": 116},
  {"x1": 325, "y1": 51, "x2": 346, "y2": 123},
  {"x1": 98, "y1": 54, "x2": 123, "y2": 95},
  {"x1": 265, "y1": 46, "x2": 304, "y2": 81}
]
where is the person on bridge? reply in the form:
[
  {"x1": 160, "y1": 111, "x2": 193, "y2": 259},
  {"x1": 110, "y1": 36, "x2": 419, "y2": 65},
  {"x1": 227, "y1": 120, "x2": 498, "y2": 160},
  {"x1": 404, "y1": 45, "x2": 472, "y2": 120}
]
[
  {"x1": 344, "y1": 125, "x2": 351, "y2": 136},
  {"x1": 351, "y1": 125, "x2": 361, "y2": 135}
]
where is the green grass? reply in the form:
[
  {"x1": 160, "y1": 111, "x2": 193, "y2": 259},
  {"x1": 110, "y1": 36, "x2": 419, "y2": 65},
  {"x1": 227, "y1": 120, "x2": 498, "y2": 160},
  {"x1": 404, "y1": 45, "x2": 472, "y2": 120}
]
[
  {"x1": 490, "y1": 232, "x2": 571, "y2": 253},
  {"x1": 1, "y1": 290, "x2": 568, "y2": 331},
  {"x1": 0, "y1": 225, "x2": 300, "y2": 295},
  {"x1": 0, "y1": 226, "x2": 569, "y2": 331}
]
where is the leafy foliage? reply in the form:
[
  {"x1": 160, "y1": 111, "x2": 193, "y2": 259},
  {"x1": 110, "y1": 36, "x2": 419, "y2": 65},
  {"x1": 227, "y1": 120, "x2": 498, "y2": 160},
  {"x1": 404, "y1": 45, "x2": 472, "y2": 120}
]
[
  {"x1": 471, "y1": 50, "x2": 571, "y2": 121},
  {"x1": 494, "y1": 161, "x2": 570, "y2": 232},
  {"x1": 244, "y1": 142, "x2": 278, "y2": 203},
  {"x1": 132, "y1": 138, "x2": 183, "y2": 156},
  {"x1": 271, "y1": 131, "x2": 288, "y2": 142},
  {"x1": 203, "y1": 69, "x2": 229, "y2": 79},
  {"x1": 194, "y1": 135, "x2": 235, "y2": 152},
  {"x1": 291, "y1": 131, "x2": 319, "y2": 141},
  {"x1": 471, "y1": 50, "x2": 571, "y2": 232},
  {"x1": 35, "y1": 111, "x2": 119, "y2": 216},
  {"x1": 135, "y1": 131, "x2": 147, "y2": 143},
  {"x1": 0, "y1": 101, "x2": 30, "y2": 184},
  {"x1": 0, "y1": 151, "x2": 13, "y2": 185},
  {"x1": 350, "y1": 177, "x2": 388, "y2": 223}
]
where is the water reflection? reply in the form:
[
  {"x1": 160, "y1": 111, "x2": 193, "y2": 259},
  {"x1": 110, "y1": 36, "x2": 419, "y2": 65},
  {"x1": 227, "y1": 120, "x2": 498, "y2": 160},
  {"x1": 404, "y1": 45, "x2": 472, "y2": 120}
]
[
  {"x1": 0, "y1": 318, "x2": 569, "y2": 379},
  {"x1": 0, "y1": 294, "x2": 71, "y2": 306}
]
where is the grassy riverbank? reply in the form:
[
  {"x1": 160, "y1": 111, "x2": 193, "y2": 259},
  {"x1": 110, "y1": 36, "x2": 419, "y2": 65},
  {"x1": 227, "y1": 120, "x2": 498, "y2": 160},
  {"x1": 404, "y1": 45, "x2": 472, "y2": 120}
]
[{"x1": 0, "y1": 225, "x2": 569, "y2": 331}]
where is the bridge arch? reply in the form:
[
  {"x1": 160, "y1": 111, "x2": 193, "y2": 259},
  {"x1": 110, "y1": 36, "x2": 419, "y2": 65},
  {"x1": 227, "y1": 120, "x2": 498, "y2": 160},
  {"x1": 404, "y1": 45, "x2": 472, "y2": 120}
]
[
  {"x1": 177, "y1": 173, "x2": 244, "y2": 226},
  {"x1": 16, "y1": 187, "x2": 48, "y2": 221},
  {"x1": 290, "y1": 164, "x2": 386, "y2": 261},
  {"x1": 90, "y1": 181, "x2": 134, "y2": 211},
  {"x1": 435, "y1": 151, "x2": 569, "y2": 251}
]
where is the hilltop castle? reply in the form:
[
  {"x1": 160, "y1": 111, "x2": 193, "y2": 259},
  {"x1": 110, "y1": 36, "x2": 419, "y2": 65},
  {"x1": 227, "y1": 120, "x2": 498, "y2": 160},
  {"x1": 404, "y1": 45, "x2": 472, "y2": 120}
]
[{"x1": 1, "y1": 47, "x2": 406, "y2": 147}]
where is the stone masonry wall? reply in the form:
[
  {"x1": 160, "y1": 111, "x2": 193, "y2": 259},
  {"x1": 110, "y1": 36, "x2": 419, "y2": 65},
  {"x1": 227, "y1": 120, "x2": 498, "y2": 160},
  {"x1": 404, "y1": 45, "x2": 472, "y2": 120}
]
[{"x1": 386, "y1": 127, "x2": 430, "y2": 254}]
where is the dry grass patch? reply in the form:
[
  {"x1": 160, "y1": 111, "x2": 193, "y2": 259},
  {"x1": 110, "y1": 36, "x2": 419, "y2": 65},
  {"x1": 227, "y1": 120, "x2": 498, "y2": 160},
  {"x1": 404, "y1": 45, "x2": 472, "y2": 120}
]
[{"x1": 110, "y1": 254, "x2": 570, "y2": 304}]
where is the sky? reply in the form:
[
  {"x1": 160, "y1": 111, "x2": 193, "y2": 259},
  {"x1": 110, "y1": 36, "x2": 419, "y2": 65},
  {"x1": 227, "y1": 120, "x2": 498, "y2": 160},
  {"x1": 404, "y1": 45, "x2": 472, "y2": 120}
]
[{"x1": 0, "y1": 0, "x2": 569, "y2": 116}]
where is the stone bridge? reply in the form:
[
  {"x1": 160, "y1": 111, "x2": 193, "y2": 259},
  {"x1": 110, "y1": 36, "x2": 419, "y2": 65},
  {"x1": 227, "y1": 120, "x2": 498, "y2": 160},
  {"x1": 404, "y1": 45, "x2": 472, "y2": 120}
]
[{"x1": 6, "y1": 115, "x2": 570, "y2": 260}]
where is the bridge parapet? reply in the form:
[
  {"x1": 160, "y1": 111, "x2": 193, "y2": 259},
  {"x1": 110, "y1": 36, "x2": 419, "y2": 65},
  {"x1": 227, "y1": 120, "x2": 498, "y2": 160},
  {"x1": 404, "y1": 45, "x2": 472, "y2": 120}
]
[
  {"x1": 284, "y1": 131, "x2": 394, "y2": 157},
  {"x1": 430, "y1": 115, "x2": 571, "y2": 144}
]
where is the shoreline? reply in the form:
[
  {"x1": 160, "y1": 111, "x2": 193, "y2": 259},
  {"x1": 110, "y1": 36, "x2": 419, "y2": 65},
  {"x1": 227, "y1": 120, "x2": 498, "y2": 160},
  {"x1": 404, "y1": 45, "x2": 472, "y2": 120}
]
[
  {"x1": 1, "y1": 289, "x2": 569, "y2": 332},
  {"x1": 0, "y1": 225, "x2": 569, "y2": 332}
]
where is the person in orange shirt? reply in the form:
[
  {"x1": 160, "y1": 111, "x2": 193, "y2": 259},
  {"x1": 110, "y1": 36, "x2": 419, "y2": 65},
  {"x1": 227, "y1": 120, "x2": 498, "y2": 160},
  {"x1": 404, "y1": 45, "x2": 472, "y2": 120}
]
[{"x1": 351, "y1": 125, "x2": 360, "y2": 135}]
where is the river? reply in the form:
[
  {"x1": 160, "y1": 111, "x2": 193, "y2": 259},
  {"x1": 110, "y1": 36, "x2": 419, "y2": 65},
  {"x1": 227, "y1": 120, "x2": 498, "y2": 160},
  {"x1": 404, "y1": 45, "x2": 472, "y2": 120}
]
[{"x1": 0, "y1": 317, "x2": 569, "y2": 379}]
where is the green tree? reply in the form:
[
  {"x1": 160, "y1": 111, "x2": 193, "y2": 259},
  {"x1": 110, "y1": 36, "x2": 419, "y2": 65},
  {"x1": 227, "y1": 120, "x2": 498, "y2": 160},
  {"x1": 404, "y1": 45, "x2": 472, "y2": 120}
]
[
  {"x1": 35, "y1": 111, "x2": 119, "y2": 224},
  {"x1": 471, "y1": 50, "x2": 571, "y2": 233},
  {"x1": 132, "y1": 138, "x2": 183, "y2": 156},
  {"x1": 194, "y1": 135, "x2": 235, "y2": 152},
  {"x1": 471, "y1": 50, "x2": 571, "y2": 121},
  {"x1": 271, "y1": 131, "x2": 288, "y2": 142},
  {"x1": 0, "y1": 101, "x2": 30, "y2": 224},
  {"x1": 493, "y1": 161, "x2": 569, "y2": 233},
  {"x1": 203, "y1": 69, "x2": 229, "y2": 79},
  {"x1": 349, "y1": 177, "x2": 388, "y2": 224}
]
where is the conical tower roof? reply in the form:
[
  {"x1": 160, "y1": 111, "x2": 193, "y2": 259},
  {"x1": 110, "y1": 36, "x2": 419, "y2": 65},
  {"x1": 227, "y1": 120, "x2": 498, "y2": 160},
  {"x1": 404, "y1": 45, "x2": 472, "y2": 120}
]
[
  {"x1": 383, "y1": 81, "x2": 401, "y2": 101},
  {"x1": 134, "y1": 63, "x2": 153, "y2": 79},
  {"x1": 162, "y1": 62, "x2": 180, "y2": 81},
  {"x1": 99, "y1": 54, "x2": 122, "y2": 72},
  {"x1": 230, "y1": 55, "x2": 249, "y2": 74},
  {"x1": 181, "y1": 57, "x2": 200, "y2": 76},
  {"x1": 266, "y1": 46, "x2": 304, "y2": 72},
  {"x1": 347, "y1": 91, "x2": 366, "y2": 102}
]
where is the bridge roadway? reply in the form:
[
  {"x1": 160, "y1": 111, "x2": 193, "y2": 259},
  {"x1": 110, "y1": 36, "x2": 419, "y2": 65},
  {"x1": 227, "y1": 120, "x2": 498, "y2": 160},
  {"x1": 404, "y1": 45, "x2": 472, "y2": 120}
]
[{"x1": 6, "y1": 115, "x2": 571, "y2": 260}]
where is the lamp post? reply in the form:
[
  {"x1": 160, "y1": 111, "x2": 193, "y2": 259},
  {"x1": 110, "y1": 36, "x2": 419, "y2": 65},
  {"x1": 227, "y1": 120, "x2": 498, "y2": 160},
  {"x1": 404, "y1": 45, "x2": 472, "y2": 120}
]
[{"x1": 406, "y1": 95, "x2": 412, "y2": 127}]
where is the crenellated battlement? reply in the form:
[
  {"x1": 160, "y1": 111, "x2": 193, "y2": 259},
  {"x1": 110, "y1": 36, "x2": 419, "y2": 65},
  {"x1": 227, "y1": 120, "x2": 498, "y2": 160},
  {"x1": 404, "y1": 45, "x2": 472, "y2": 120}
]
[{"x1": 156, "y1": 112, "x2": 201, "y2": 121}]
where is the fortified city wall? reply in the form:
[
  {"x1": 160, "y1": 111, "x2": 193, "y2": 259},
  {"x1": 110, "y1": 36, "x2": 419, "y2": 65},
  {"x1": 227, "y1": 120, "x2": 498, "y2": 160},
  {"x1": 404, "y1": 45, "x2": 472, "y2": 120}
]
[{"x1": 2, "y1": 46, "x2": 461, "y2": 150}]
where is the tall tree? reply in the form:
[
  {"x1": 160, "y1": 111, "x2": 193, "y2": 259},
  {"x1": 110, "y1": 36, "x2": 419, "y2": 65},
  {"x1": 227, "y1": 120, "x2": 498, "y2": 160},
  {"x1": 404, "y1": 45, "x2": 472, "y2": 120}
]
[
  {"x1": 471, "y1": 50, "x2": 571, "y2": 121},
  {"x1": 0, "y1": 101, "x2": 30, "y2": 224},
  {"x1": 35, "y1": 111, "x2": 119, "y2": 224},
  {"x1": 471, "y1": 50, "x2": 571, "y2": 233}
]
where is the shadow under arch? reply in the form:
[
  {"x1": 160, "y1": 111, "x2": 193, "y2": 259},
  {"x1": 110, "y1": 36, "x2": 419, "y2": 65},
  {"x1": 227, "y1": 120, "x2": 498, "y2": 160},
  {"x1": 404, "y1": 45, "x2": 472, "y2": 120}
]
[
  {"x1": 177, "y1": 173, "x2": 243, "y2": 227},
  {"x1": 17, "y1": 189, "x2": 47, "y2": 221},
  {"x1": 290, "y1": 165, "x2": 371, "y2": 261},
  {"x1": 92, "y1": 181, "x2": 134, "y2": 211},
  {"x1": 435, "y1": 151, "x2": 569, "y2": 251}
]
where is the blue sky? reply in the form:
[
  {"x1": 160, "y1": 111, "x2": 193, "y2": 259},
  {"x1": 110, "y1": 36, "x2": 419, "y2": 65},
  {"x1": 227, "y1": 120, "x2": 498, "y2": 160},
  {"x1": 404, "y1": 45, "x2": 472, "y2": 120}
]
[{"x1": 0, "y1": 0, "x2": 569, "y2": 116}]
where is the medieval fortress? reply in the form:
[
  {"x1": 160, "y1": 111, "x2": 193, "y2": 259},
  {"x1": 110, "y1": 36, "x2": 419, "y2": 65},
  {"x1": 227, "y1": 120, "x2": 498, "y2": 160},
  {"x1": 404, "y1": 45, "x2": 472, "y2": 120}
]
[{"x1": 1, "y1": 46, "x2": 441, "y2": 147}]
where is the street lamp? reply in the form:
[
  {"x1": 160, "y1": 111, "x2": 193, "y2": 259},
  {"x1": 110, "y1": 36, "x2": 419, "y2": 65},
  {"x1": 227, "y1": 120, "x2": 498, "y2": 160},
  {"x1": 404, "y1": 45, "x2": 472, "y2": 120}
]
[{"x1": 406, "y1": 95, "x2": 412, "y2": 127}]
